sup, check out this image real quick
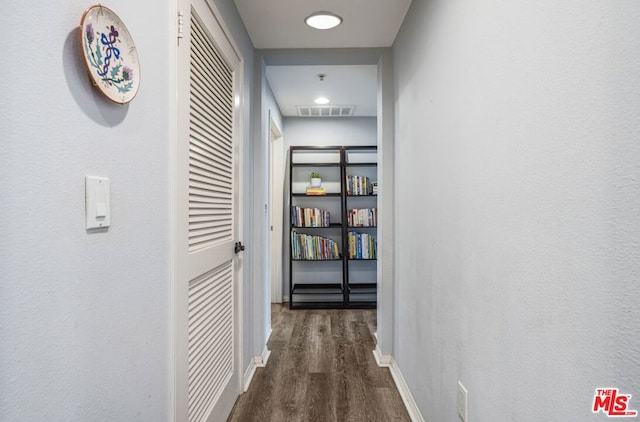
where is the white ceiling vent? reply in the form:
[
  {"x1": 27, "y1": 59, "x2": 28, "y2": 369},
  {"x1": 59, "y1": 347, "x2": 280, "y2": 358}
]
[{"x1": 296, "y1": 105, "x2": 355, "y2": 117}]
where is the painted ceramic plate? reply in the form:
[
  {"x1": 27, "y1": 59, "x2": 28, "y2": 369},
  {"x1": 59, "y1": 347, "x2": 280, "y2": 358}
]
[{"x1": 79, "y1": 5, "x2": 140, "y2": 104}]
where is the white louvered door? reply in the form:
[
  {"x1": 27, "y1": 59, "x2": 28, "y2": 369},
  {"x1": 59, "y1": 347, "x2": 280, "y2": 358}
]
[{"x1": 176, "y1": 1, "x2": 243, "y2": 421}]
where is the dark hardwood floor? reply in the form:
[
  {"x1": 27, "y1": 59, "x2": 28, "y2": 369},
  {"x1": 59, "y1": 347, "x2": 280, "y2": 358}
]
[{"x1": 228, "y1": 304, "x2": 410, "y2": 422}]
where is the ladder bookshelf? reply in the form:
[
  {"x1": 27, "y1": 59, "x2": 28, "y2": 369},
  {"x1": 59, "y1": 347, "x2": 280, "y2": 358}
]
[{"x1": 288, "y1": 145, "x2": 378, "y2": 309}]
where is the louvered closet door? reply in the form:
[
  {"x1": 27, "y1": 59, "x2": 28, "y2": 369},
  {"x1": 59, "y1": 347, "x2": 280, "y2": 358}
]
[{"x1": 176, "y1": 0, "x2": 242, "y2": 421}]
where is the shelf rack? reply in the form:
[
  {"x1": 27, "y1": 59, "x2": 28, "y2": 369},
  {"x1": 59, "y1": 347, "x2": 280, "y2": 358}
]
[{"x1": 288, "y1": 145, "x2": 378, "y2": 309}]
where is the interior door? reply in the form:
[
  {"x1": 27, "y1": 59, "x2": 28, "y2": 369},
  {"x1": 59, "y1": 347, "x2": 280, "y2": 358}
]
[{"x1": 176, "y1": 1, "x2": 242, "y2": 421}]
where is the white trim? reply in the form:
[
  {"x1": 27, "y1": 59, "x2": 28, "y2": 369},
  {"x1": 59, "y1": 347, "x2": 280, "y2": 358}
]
[
  {"x1": 269, "y1": 112, "x2": 284, "y2": 304},
  {"x1": 242, "y1": 345, "x2": 272, "y2": 392},
  {"x1": 259, "y1": 345, "x2": 272, "y2": 367},
  {"x1": 242, "y1": 359, "x2": 257, "y2": 392},
  {"x1": 169, "y1": 2, "x2": 178, "y2": 422},
  {"x1": 373, "y1": 345, "x2": 392, "y2": 367},
  {"x1": 373, "y1": 350, "x2": 425, "y2": 422}
]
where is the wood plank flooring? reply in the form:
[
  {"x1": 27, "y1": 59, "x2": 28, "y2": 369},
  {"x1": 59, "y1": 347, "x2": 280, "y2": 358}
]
[{"x1": 227, "y1": 305, "x2": 410, "y2": 422}]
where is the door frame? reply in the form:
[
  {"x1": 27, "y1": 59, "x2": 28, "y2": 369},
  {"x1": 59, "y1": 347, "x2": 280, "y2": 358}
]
[
  {"x1": 268, "y1": 112, "x2": 284, "y2": 303},
  {"x1": 258, "y1": 48, "x2": 395, "y2": 358},
  {"x1": 170, "y1": 0, "x2": 245, "y2": 420}
]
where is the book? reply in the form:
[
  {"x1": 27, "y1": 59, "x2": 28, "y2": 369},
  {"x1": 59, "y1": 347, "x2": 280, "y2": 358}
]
[
  {"x1": 291, "y1": 206, "x2": 330, "y2": 227},
  {"x1": 291, "y1": 232, "x2": 340, "y2": 260},
  {"x1": 347, "y1": 208, "x2": 377, "y2": 227},
  {"x1": 348, "y1": 231, "x2": 377, "y2": 259},
  {"x1": 305, "y1": 187, "x2": 327, "y2": 196},
  {"x1": 346, "y1": 175, "x2": 374, "y2": 196}
]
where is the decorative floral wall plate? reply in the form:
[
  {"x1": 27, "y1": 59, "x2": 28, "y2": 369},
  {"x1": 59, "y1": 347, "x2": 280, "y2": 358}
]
[{"x1": 79, "y1": 5, "x2": 140, "y2": 104}]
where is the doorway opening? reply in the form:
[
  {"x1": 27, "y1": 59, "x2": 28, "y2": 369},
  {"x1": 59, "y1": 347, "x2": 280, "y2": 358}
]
[{"x1": 261, "y1": 50, "x2": 394, "y2": 357}]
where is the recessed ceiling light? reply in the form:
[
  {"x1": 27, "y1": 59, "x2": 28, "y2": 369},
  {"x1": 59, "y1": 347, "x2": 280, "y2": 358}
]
[
  {"x1": 314, "y1": 97, "x2": 330, "y2": 105},
  {"x1": 305, "y1": 11, "x2": 343, "y2": 30}
]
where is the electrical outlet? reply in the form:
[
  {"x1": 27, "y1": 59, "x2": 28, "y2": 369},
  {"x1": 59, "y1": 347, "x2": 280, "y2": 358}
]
[{"x1": 457, "y1": 381, "x2": 468, "y2": 422}]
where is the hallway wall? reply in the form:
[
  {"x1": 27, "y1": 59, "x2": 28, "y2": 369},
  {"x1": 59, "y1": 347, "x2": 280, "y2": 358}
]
[
  {"x1": 392, "y1": 0, "x2": 640, "y2": 420},
  {"x1": 0, "y1": 0, "x2": 256, "y2": 420},
  {"x1": 283, "y1": 117, "x2": 376, "y2": 150},
  {"x1": 251, "y1": 70, "x2": 283, "y2": 353},
  {"x1": 0, "y1": 1, "x2": 172, "y2": 420}
]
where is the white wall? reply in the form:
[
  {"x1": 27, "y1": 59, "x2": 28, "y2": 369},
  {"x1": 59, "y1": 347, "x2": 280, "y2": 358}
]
[
  {"x1": 265, "y1": 80, "x2": 284, "y2": 310},
  {"x1": 284, "y1": 117, "x2": 376, "y2": 149},
  {"x1": 252, "y1": 65, "x2": 283, "y2": 349},
  {"x1": 393, "y1": 0, "x2": 640, "y2": 421},
  {"x1": 0, "y1": 1, "x2": 171, "y2": 420},
  {"x1": 0, "y1": 0, "x2": 257, "y2": 420},
  {"x1": 283, "y1": 117, "x2": 377, "y2": 298},
  {"x1": 265, "y1": 82, "x2": 283, "y2": 138}
]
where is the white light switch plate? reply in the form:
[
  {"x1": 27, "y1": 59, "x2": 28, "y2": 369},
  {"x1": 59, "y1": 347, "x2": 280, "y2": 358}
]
[{"x1": 85, "y1": 176, "x2": 110, "y2": 229}]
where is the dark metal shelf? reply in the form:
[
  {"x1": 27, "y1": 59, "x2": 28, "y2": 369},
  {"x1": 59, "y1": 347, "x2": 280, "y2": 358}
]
[
  {"x1": 289, "y1": 302, "x2": 350, "y2": 310},
  {"x1": 348, "y1": 283, "x2": 377, "y2": 294},
  {"x1": 292, "y1": 223, "x2": 342, "y2": 229},
  {"x1": 292, "y1": 193, "x2": 342, "y2": 197},
  {"x1": 292, "y1": 162, "x2": 341, "y2": 167},
  {"x1": 291, "y1": 283, "x2": 343, "y2": 294},
  {"x1": 348, "y1": 258, "x2": 377, "y2": 261},
  {"x1": 289, "y1": 145, "x2": 379, "y2": 310}
]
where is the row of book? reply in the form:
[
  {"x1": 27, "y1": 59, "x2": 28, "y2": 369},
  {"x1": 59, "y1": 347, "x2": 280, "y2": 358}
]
[
  {"x1": 291, "y1": 206, "x2": 331, "y2": 227},
  {"x1": 346, "y1": 175, "x2": 374, "y2": 196},
  {"x1": 348, "y1": 232, "x2": 377, "y2": 260},
  {"x1": 291, "y1": 232, "x2": 340, "y2": 260},
  {"x1": 347, "y1": 208, "x2": 377, "y2": 227}
]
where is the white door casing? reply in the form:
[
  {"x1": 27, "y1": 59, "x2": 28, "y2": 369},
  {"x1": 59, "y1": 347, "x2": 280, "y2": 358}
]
[
  {"x1": 269, "y1": 114, "x2": 284, "y2": 303},
  {"x1": 175, "y1": 1, "x2": 243, "y2": 421}
]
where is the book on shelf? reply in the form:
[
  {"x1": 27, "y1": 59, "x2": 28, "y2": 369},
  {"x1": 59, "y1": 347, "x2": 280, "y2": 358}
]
[
  {"x1": 345, "y1": 175, "x2": 374, "y2": 196},
  {"x1": 348, "y1": 231, "x2": 377, "y2": 259},
  {"x1": 291, "y1": 206, "x2": 331, "y2": 227},
  {"x1": 347, "y1": 208, "x2": 377, "y2": 227},
  {"x1": 291, "y1": 232, "x2": 340, "y2": 260},
  {"x1": 305, "y1": 187, "x2": 326, "y2": 196}
]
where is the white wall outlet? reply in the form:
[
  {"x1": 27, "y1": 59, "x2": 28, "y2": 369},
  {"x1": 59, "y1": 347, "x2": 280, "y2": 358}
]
[{"x1": 457, "y1": 381, "x2": 468, "y2": 422}]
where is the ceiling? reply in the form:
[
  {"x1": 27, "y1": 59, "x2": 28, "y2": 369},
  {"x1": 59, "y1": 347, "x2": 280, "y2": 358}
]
[
  {"x1": 266, "y1": 65, "x2": 378, "y2": 117},
  {"x1": 233, "y1": 0, "x2": 412, "y2": 49},
  {"x1": 233, "y1": 0, "x2": 412, "y2": 117}
]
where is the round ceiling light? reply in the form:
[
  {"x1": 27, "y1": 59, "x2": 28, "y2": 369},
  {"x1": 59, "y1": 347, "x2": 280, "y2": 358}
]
[
  {"x1": 314, "y1": 97, "x2": 330, "y2": 105},
  {"x1": 305, "y1": 11, "x2": 343, "y2": 30}
]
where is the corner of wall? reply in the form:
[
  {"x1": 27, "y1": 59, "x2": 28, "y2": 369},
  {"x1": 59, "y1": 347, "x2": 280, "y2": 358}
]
[{"x1": 242, "y1": 344, "x2": 271, "y2": 392}]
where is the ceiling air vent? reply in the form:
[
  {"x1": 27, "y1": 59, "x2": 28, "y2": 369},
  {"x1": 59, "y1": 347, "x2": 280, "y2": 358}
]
[{"x1": 296, "y1": 105, "x2": 355, "y2": 117}]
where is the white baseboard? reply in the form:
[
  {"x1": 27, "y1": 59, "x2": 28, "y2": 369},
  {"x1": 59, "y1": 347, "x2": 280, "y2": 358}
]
[
  {"x1": 259, "y1": 345, "x2": 271, "y2": 367},
  {"x1": 373, "y1": 345, "x2": 392, "y2": 367},
  {"x1": 242, "y1": 345, "x2": 272, "y2": 392},
  {"x1": 373, "y1": 347, "x2": 425, "y2": 422}
]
